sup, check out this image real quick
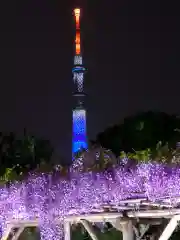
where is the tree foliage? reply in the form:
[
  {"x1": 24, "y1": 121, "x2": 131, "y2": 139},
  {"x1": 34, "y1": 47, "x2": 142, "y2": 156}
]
[
  {"x1": 72, "y1": 146, "x2": 117, "y2": 172},
  {"x1": 0, "y1": 131, "x2": 54, "y2": 184},
  {"x1": 96, "y1": 111, "x2": 180, "y2": 156},
  {"x1": 119, "y1": 141, "x2": 180, "y2": 164},
  {"x1": 71, "y1": 224, "x2": 122, "y2": 240}
]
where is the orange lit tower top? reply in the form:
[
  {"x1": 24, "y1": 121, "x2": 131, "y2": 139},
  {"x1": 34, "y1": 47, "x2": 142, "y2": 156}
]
[
  {"x1": 74, "y1": 8, "x2": 81, "y2": 55},
  {"x1": 72, "y1": 8, "x2": 88, "y2": 155},
  {"x1": 72, "y1": 8, "x2": 86, "y2": 95}
]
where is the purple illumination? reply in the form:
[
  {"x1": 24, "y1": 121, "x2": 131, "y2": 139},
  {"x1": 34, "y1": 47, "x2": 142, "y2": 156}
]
[{"x1": 1, "y1": 162, "x2": 180, "y2": 239}]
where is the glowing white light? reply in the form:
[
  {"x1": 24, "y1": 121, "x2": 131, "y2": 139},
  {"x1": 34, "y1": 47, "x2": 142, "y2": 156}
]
[
  {"x1": 73, "y1": 72, "x2": 84, "y2": 92},
  {"x1": 74, "y1": 8, "x2": 80, "y2": 16},
  {"x1": 74, "y1": 56, "x2": 82, "y2": 65},
  {"x1": 73, "y1": 109, "x2": 86, "y2": 134}
]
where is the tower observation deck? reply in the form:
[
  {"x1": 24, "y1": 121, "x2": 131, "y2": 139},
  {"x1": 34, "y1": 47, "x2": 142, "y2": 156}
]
[{"x1": 72, "y1": 8, "x2": 88, "y2": 156}]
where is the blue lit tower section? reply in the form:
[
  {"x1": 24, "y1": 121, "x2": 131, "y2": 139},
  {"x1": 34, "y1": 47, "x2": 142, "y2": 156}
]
[{"x1": 72, "y1": 8, "x2": 88, "y2": 154}]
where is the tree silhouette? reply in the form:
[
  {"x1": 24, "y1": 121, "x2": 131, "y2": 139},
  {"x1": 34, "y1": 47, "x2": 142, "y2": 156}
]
[
  {"x1": 0, "y1": 130, "x2": 54, "y2": 182},
  {"x1": 96, "y1": 111, "x2": 180, "y2": 156}
]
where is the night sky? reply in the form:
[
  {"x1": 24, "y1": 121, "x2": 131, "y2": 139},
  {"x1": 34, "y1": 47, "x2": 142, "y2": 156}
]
[{"x1": 1, "y1": 0, "x2": 180, "y2": 160}]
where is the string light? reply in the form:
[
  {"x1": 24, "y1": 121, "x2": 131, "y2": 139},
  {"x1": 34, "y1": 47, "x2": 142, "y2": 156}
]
[{"x1": 0, "y1": 162, "x2": 180, "y2": 239}]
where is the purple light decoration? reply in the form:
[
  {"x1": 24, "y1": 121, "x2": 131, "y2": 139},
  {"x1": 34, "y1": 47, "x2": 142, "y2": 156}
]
[{"x1": 1, "y1": 162, "x2": 180, "y2": 239}]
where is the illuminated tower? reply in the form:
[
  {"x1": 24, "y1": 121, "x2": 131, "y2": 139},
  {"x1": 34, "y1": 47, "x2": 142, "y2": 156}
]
[{"x1": 72, "y1": 8, "x2": 88, "y2": 155}]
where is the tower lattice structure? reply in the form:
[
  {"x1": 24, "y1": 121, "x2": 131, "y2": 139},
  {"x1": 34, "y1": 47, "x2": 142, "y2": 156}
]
[{"x1": 72, "y1": 8, "x2": 88, "y2": 155}]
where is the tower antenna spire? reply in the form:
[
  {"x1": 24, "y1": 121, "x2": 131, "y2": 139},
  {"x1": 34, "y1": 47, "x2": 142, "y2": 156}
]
[{"x1": 72, "y1": 8, "x2": 88, "y2": 156}]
